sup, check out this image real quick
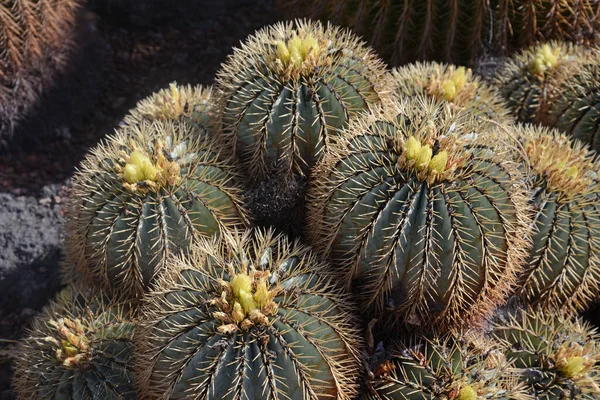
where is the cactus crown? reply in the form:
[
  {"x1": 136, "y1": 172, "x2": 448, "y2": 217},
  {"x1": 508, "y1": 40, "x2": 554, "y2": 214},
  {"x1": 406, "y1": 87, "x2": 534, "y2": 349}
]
[
  {"x1": 211, "y1": 258, "x2": 281, "y2": 334},
  {"x1": 274, "y1": 30, "x2": 327, "y2": 78},
  {"x1": 119, "y1": 140, "x2": 181, "y2": 192},
  {"x1": 45, "y1": 317, "x2": 92, "y2": 368},
  {"x1": 518, "y1": 125, "x2": 599, "y2": 202},
  {"x1": 426, "y1": 66, "x2": 474, "y2": 103},
  {"x1": 530, "y1": 43, "x2": 561, "y2": 75}
]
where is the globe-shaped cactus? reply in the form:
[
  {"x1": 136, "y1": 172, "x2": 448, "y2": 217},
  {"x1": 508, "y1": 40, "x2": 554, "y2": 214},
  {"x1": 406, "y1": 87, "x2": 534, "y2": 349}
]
[
  {"x1": 493, "y1": 42, "x2": 597, "y2": 125},
  {"x1": 124, "y1": 83, "x2": 216, "y2": 133},
  {"x1": 12, "y1": 286, "x2": 137, "y2": 400},
  {"x1": 307, "y1": 98, "x2": 530, "y2": 331},
  {"x1": 65, "y1": 120, "x2": 248, "y2": 299},
  {"x1": 365, "y1": 333, "x2": 528, "y2": 399},
  {"x1": 512, "y1": 125, "x2": 600, "y2": 312},
  {"x1": 135, "y1": 229, "x2": 363, "y2": 400},
  {"x1": 392, "y1": 62, "x2": 512, "y2": 129},
  {"x1": 216, "y1": 19, "x2": 389, "y2": 181},
  {"x1": 491, "y1": 309, "x2": 600, "y2": 399},
  {"x1": 546, "y1": 63, "x2": 600, "y2": 151}
]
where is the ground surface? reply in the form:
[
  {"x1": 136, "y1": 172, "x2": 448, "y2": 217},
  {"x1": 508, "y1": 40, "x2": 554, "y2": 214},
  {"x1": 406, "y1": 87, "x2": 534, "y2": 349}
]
[{"x1": 0, "y1": 1, "x2": 278, "y2": 397}]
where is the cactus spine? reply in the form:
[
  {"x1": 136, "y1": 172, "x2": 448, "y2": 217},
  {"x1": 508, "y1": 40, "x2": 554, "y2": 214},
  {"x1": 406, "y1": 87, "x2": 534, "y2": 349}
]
[
  {"x1": 307, "y1": 98, "x2": 530, "y2": 331},
  {"x1": 512, "y1": 125, "x2": 600, "y2": 312},
  {"x1": 135, "y1": 229, "x2": 363, "y2": 400},
  {"x1": 65, "y1": 120, "x2": 248, "y2": 299},
  {"x1": 491, "y1": 309, "x2": 600, "y2": 399},
  {"x1": 216, "y1": 20, "x2": 389, "y2": 181},
  {"x1": 366, "y1": 333, "x2": 529, "y2": 399},
  {"x1": 392, "y1": 62, "x2": 513, "y2": 129},
  {"x1": 12, "y1": 287, "x2": 137, "y2": 400}
]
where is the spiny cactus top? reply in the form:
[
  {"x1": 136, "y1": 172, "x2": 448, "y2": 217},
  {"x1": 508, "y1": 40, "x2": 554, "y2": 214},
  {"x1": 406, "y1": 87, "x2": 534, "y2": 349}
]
[
  {"x1": 135, "y1": 229, "x2": 363, "y2": 400},
  {"x1": 511, "y1": 125, "x2": 600, "y2": 313},
  {"x1": 366, "y1": 333, "x2": 529, "y2": 400},
  {"x1": 124, "y1": 83, "x2": 216, "y2": 134},
  {"x1": 494, "y1": 42, "x2": 598, "y2": 124},
  {"x1": 216, "y1": 19, "x2": 389, "y2": 181},
  {"x1": 65, "y1": 119, "x2": 248, "y2": 300},
  {"x1": 392, "y1": 62, "x2": 512, "y2": 129},
  {"x1": 307, "y1": 98, "x2": 530, "y2": 331},
  {"x1": 12, "y1": 287, "x2": 137, "y2": 400},
  {"x1": 491, "y1": 309, "x2": 600, "y2": 399},
  {"x1": 547, "y1": 62, "x2": 600, "y2": 152}
]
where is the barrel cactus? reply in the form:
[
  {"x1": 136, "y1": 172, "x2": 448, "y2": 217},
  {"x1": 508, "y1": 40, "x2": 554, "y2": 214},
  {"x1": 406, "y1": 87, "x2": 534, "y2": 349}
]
[
  {"x1": 546, "y1": 63, "x2": 600, "y2": 151},
  {"x1": 491, "y1": 309, "x2": 600, "y2": 399},
  {"x1": 512, "y1": 125, "x2": 600, "y2": 312},
  {"x1": 307, "y1": 98, "x2": 530, "y2": 331},
  {"x1": 493, "y1": 42, "x2": 597, "y2": 125},
  {"x1": 365, "y1": 333, "x2": 528, "y2": 399},
  {"x1": 392, "y1": 62, "x2": 512, "y2": 128},
  {"x1": 124, "y1": 83, "x2": 215, "y2": 133},
  {"x1": 65, "y1": 119, "x2": 248, "y2": 299},
  {"x1": 12, "y1": 287, "x2": 137, "y2": 400},
  {"x1": 135, "y1": 229, "x2": 363, "y2": 400},
  {"x1": 216, "y1": 19, "x2": 389, "y2": 181}
]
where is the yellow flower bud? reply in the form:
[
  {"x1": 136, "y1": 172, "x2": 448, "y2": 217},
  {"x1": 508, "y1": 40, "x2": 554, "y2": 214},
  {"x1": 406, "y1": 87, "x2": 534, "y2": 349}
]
[
  {"x1": 416, "y1": 145, "x2": 433, "y2": 169},
  {"x1": 231, "y1": 302, "x2": 245, "y2": 323},
  {"x1": 565, "y1": 165, "x2": 579, "y2": 179},
  {"x1": 300, "y1": 34, "x2": 319, "y2": 58},
  {"x1": 231, "y1": 273, "x2": 252, "y2": 299},
  {"x1": 276, "y1": 41, "x2": 290, "y2": 63},
  {"x1": 123, "y1": 164, "x2": 142, "y2": 183},
  {"x1": 458, "y1": 385, "x2": 477, "y2": 400},
  {"x1": 451, "y1": 67, "x2": 467, "y2": 90},
  {"x1": 238, "y1": 289, "x2": 257, "y2": 314},
  {"x1": 429, "y1": 151, "x2": 449, "y2": 173},
  {"x1": 128, "y1": 150, "x2": 145, "y2": 166},
  {"x1": 253, "y1": 280, "x2": 271, "y2": 308},
  {"x1": 404, "y1": 136, "x2": 421, "y2": 160},
  {"x1": 560, "y1": 356, "x2": 586, "y2": 377},
  {"x1": 443, "y1": 80, "x2": 457, "y2": 101}
]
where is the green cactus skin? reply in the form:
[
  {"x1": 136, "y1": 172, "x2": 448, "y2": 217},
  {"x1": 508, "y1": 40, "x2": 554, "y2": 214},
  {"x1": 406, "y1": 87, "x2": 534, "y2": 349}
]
[
  {"x1": 307, "y1": 98, "x2": 530, "y2": 331},
  {"x1": 392, "y1": 62, "x2": 513, "y2": 129},
  {"x1": 215, "y1": 19, "x2": 389, "y2": 181},
  {"x1": 511, "y1": 125, "x2": 600, "y2": 313},
  {"x1": 493, "y1": 42, "x2": 597, "y2": 125},
  {"x1": 12, "y1": 286, "x2": 137, "y2": 400},
  {"x1": 491, "y1": 309, "x2": 600, "y2": 400},
  {"x1": 65, "y1": 120, "x2": 248, "y2": 300},
  {"x1": 546, "y1": 63, "x2": 600, "y2": 151},
  {"x1": 365, "y1": 333, "x2": 529, "y2": 400},
  {"x1": 124, "y1": 83, "x2": 216, "y2": 134},
  {"x1": 135, "y1": 229, "x2": 363, "y2": 400}
]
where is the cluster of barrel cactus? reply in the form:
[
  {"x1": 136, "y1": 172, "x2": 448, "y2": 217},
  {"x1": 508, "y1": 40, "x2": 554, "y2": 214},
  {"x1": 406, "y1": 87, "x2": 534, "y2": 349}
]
[{"x1": 9, "y1": 13, "x2": 600, "y2": 400}]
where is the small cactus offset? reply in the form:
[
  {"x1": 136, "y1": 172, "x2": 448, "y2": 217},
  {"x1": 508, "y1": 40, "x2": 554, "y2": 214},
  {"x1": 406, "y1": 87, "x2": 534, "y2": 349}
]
[
  {"x1": 307, "y1": 98, "x2": 530, "y2": 331},
  {"x1": 392, "y1": 62, "x2": 513, "y2": 128},
  {"x1": 124, "y1": 83, "x2": 216, "y2": 133},
  {"x1": 279, "y1": 0, "x2": 492, "y2": 65},
  {"x1": 546, "y1": 62, "x2": 600, "y2": 151},
  {"x1": 366, "y1": 333, "x2": 528, "y2": 399},
  {"x1": 65, "y1": 120, "x2": 248, "y2": 299},
  {"x1": 493, "y1": 42, "x2": 598, "y2": 125},
  {"x1": 216, "y1": 19, "x2": 389, "y2": 181},
  {"x1": 135, "y1": 229, "x2": 363, "y2": 400},
  {"x1": 511, "y1": 125, "x2": 600, "y2": 312},
  {"x1": 12, "y1": 287, "x2": 137, "y2": 400},
  {"x1": 491, "y1": 309, "x2": 600, "y2": 399}
]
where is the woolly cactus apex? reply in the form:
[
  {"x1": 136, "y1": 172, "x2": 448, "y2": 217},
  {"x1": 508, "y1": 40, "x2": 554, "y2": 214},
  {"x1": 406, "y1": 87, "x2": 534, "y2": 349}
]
[
  {"x1": 491, "y1": 309, "x2": 600, "y2": 399},
  {"x1": 12, "y1": 286, "x2": 137, "y2": 400},
  {"x1": 365, "y1": 332, "x2": 529, "y2": 400},
  {"x1": 135, "y1": 229, "x2": 363, "y2": 400},
  {"x1": 65, "y1": 119, "x2": 248, "y2": 300},
  {"x1": 547, "y1": 62, "x2": 600, "y2": 151},
  {"x1": 494, "y1": 42, "x2": 596, "y2": 125},
  {"x1": 510, "y1": 125, "x2": 600, "y2": 312},
  {"x1": 392, "y1": 62, "x2": 513, "y2": 129},
  {"x1": 216, "y1": 19, "x2": 389, "y2": 181},
  {"x1": 124, "y1": 83, "x2": 216, "y2": 133},
  {"x1": 307, "y1": 97, "x2": 530, "y2": 331}
]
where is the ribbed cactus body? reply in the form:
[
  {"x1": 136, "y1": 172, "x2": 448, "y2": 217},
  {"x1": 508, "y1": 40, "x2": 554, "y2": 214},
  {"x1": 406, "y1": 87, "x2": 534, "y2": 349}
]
[
  {"x1": 307, "y1": 99, "x2": 529, "y2": 330},
  {"x1": 216, "y1": 20, "x2": 389, "y2": 181},
  {"x1": 366, "y1": 334, "x2": 527, "y2": 399},
  {"x1": 491, "y1": 310, "x2": 600, "y2": 399},
  {"x1": 494, "y1": 42, "x2": 596, "y2": 125},
  {"x1": 65, "y1": 120, "x2": 247, "y2": 299},
  {"x1": 514, "y1": 126, "x2": 600, "y2": 312},
  {"x1": 135, "y1": 229, "x2": 363, "y2": 400},
  {"x1": 392, "y1": 62, "x2": 512, "y2": 128},
  {"x1": 13, "y1": 287, "x2": 137, "y2": 400},
  {"x1": 547, "y1": 64, "x2": 600, "y2": 151},
  {"x1": 124, "y1": 83, "x2": 215, "y2": 133}
]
